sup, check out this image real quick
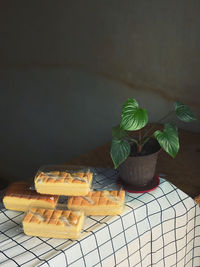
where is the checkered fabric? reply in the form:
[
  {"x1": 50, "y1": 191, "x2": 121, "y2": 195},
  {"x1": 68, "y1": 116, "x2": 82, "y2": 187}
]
[{"x1": 0, "y1": 168, "x2": 200, "y2": 267}]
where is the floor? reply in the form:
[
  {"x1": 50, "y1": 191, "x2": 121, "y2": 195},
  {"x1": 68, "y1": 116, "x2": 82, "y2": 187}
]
[{"x1": 66, "y1": 126, "x2": 200, "y2": 199}]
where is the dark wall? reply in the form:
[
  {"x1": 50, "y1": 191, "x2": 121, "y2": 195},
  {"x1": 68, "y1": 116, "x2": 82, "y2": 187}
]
[
  {"x1": 0, "y1": 69, "x2": 123, "y2": 180},
  {"x1": 0, "y1": 1, "x2": 199, "y2": 181}
]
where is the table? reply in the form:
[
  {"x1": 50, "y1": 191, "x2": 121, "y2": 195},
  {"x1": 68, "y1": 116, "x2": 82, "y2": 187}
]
[
  {"x1": 66, "y1": 125, "x2": 200, "y2": 199},
  {"x1": 0, "y1": 168, "x2": 200, "y2": 267}
]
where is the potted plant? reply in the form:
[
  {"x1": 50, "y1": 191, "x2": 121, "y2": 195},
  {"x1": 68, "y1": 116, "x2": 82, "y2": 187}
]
[{"x1": 110, "y1": 98, "x2": 197, "y2": 191}]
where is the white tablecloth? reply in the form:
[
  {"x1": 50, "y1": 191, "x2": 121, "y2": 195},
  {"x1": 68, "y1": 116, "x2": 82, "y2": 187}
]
[{"x1": 0, "y1": 168, "x2": 200, "y2": 267}]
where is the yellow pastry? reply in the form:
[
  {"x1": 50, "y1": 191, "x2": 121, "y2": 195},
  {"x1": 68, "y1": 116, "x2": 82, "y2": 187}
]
[
  {"x1": 3, "y1": 182, "x2": 58, "y2": 212},
  {"x1": 68, "y1": 190, "x2": 125, "y2": 215},
  {"x1": 35, "y1": 170, "x2": 93, "y2": 196},
  {"x1": 23, "y1": 208, "x2": 84, "y2": 239}
]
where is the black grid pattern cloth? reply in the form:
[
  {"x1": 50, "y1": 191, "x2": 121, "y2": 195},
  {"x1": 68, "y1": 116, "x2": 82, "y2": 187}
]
[{"x1": 0, "y1": 168, "x2": 200, "y2": 267}]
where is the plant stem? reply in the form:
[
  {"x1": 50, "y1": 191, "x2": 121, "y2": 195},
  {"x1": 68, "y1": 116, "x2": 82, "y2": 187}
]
[
  {"x1": 142, "y1": 110, "x2": 174, "y2": 140},
  {"x1": 129, "y1": 138, "x2": 138, "y2": 144},
  {"x1": 141, "y1": 135, "x2": 153, "y2": 148}
]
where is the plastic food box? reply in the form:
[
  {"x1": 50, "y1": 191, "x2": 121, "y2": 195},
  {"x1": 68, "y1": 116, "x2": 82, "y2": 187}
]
[
  {"x1": 3, "y1": 181, "x2": 59, "y2": 212},
  {"x1": 2, "y1": 165, "x2": 126, "y2": 240},
  {"x1": 22, "y1": 207, "x2": 85, "y2": 239},
  {"x1": 34, "y1": 165, "x2": 93, "y2": 196}
]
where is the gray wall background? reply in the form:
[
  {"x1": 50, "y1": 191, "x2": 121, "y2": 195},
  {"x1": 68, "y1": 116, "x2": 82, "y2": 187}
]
[{"x1": 0, "y1": 1, "x2": 199, "y2": 180}]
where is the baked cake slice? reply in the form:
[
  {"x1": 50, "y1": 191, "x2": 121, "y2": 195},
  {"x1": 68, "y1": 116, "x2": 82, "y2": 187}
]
[
  {"x1": 23, "y1": 208, "x2": 84, "y2": 239},
  {"x1": 3, "y1": 182, "x2": 58, "y2": 212},
  {"x1": 35, "y1": 170, "x2": 93, "y2": 196},
  {"x1": 68, "y1": 190, "x2": 125, "y2": 215}
]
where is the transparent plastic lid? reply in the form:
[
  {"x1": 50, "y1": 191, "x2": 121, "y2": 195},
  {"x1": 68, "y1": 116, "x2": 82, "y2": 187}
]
[
  {"x1": 68, "y1": 190, "x2": 125, "y2": 206},
  {"x1": 34, "y1": 165, "x2": 93, "y2": 185},
  {"x1": 22, "y1": 207, "x2": 85, "y2": 239},
  {"x1": 3, "y1": 182, "x2": 59, "y2": 211},
  {"x1": 56, "y1": 189, "x2": 126, "y2": 216}
]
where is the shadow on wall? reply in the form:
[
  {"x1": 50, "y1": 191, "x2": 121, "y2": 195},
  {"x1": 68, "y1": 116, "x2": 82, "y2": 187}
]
[
  {"x1": 0, "y1": 67, "x2": 132, "y2": 181},
  {"x1": 0, "y1": 67, "x2": 199, "y2": 181}
]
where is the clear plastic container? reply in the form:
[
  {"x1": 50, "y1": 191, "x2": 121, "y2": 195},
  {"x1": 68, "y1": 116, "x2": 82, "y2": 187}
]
[
  {"x1": 3, "y1": 181, "x2": 59, "y2": 212},
  {"x1": 56, "y1": 188, "x2": 125, "y2": 216},
  {"x1": 34, "y1": 165, "x2": 93, "y2": 196},
  {"x1": 22, "y1": 207, "x2": 85, "y2": 239}
]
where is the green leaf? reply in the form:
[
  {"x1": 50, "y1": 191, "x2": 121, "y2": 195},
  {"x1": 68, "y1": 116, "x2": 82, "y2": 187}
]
[
  {"x1": 112, "y1": 125, "x2": 129, "y2": 140},
  {"x1": 120, "y1": 98, "x2": 148, "y2": 131},
  {"x1": 110, "y1": 138, "x2": 131, "y2": 169},
  {"x1": 174, "y1": 101, "x2": 196, "y2": 122},
  {"x1": 154, "y1": 123, "x2": 179, "y2": 158}
]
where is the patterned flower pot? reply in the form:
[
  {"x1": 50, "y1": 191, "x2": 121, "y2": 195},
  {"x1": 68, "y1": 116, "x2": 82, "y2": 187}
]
[{"x1": 119, "y1": 138, "x2": 161, "y2": 187}]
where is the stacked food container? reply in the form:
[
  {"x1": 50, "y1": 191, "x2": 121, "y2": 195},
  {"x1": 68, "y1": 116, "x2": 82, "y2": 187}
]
[{"x1": 3, "y1": 166, "x2": 125, "y2": 240}]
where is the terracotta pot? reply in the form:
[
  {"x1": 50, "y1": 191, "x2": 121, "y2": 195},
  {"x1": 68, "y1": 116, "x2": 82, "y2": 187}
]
[{"x1": 119, "y1": 143, "x2": 161, "y2": 187}]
